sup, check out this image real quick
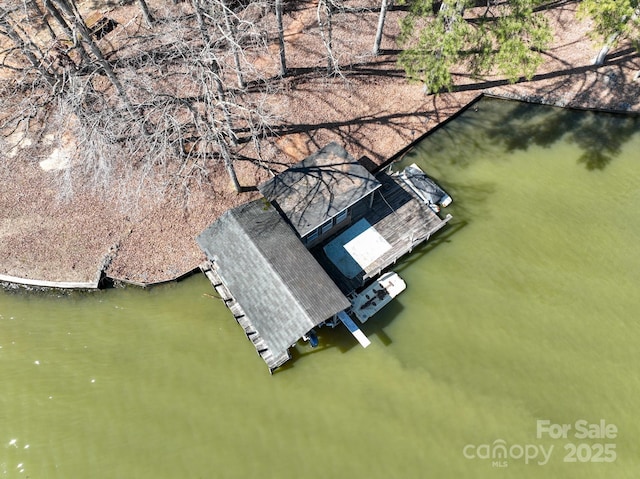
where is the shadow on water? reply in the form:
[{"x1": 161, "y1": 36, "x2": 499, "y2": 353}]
[
  {"x1": 299, "y1": 218, "x2": 467, "y2": 366},
  {"x1": 290, "y1": 301, "x2": 403, "y2": 363},
  {"x1": 399, "y1": 220, "x2": 469, "y2": 271},
  {"x1": 284, "y1": 298, "x2": 405, "y2": 370},
  {"x1": 285, "y1": 97, "x2": 639, "y2": 372},
  {"x1": 402, "y1": 97, "x2": 640, "y2": 173},
  {"x1": 480, "y1": 97, "x2": 640, "y2": 171},
  {"x1": 290, "y1": 188, "x2": 489, "y2": 365},
  {"x1": 288, "y1": 324, "x2": 361, "y2": 361},
  {"x1": 359, "y1": 299, "x2": 402, "y2": 347}
]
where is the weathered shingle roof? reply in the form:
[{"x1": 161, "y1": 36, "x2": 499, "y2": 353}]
[
  {"x1": 258, "y1": 142, "x2": 381, "y2": 237},
  {"x1": 196, "y1": 199, "x2": 350, "y2": 359}
]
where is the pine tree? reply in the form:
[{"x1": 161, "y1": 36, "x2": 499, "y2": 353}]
[
  {"x1": 579, "y1": 0, "x2": 640, "y2": 65},
  {"x1": 398, "y1": 0, "x2": 551, "y2": 93}
]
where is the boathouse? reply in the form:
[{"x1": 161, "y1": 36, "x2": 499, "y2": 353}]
[
  {"x1": 197, "y1": 200, "x2": 351, "y2": 371},
  {"x1": 258, "y1": 142, "x2": 381, "y2": 248},
  {"x1": 197, "y1": 142, "x2": 452, "y2": 372}
]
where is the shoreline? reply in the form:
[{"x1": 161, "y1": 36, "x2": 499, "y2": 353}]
[
  {"x1": 3, "y1": 91, "x2": 639, "y2": 291},
  {"x1": 1, "y1": 1, "x2": 639, "y2": 290}
]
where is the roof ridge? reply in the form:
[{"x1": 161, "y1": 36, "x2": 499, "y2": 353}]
[
  {"x1": 231, "y1": 204, "x2": 347, "y2": 324},
  {"x1": 228, "y1": 206, "x2": 317, "y2": 322}
]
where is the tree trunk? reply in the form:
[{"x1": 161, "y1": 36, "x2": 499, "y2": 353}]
[
  {"x1": 192, "y1": 0, "x2": 211, "y2": 45},
  {"x1": 52, "y1": 0, "x2": 136, "y2": 117},
  {"x1": 193, "y1": 0, "x2": 237, "y2": 146},
  {"x1": 220, "y1": 0, "x2": 245, "y2": 88},
  {"x1": 441, "y1": 0, "x2": 465, "y2": 31},
  {"x1": 220, "y1": 136, "x2": 242, "y2": 192},
  {"x1": 373, "y1": 0, "x2": 392, "y2": 56},
  {"x1": 0, "y1": 10, "x2": 58, "y2": 87},
  {"x1": 193, "y1": 0, "x2": 241, "y2": 187},
  {"x1": 275, "y1": 0, "x2": 287, "y2": 76},
  {"x1": 317, "y1": 0, "x2": 337, "y2": 75},
  {"x1": 43, "y1": 0, "x2": 90, "y2": 63},
  {"x1": 27, "y1": 0, "x2": 57, "y2": 40},
  {"x1": 44, "y1": 0, "x2": 74, "y2": 37},
  {"x1": 136, "y1": 0, "x2": 154, "y2": 27},
  {"x1": 212, "y1": 65, "x2": 238, "y2": 147},
  {"x1": 593, "y1": 7, "x2": 640, "y2": 66},
  {"x1": 593, "y1": 33, "x2": 617, "y2": 66}
]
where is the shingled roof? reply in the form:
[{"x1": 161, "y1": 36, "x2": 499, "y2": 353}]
[
  {"x1": 258, "y1": 142, "x2": 381, "y2": 237},
  {"x1": 196, "y1": 199, "x2": 351, "y2": 362}
]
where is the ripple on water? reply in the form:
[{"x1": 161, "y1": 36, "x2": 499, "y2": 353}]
[{"x1": 1, "y1": 99, "x2": 639, "y2": 478}]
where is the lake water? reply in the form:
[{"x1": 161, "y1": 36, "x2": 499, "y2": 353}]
[{"x1": 2, "y1": 97, "x2": 640, "y2": 478}]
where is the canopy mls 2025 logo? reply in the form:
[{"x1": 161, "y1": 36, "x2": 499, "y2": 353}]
[{"x1": 462, "y1": 419, "x2": 618, "y2": 468}]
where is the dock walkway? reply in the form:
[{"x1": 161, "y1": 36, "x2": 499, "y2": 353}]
[
  {"x1": 200, "y1": 261, "x2": 290, "y2": 371},
  {"x1": 314, "y1": 171, "x2": 451, "y2": 294}
]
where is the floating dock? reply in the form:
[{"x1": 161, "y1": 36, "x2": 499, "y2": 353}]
[{"x1": 337, "y1": 311, "x2": 371, "y2": 348}]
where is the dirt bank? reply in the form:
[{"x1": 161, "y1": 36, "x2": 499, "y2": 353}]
[{"x1": 1, "y1": 1, "x2": 638, "y2": 286}]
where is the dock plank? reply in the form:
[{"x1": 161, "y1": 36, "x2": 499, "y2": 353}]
[
  {"x1": 199, "y1": 260, "x2": 288, "y2": 372},
  {"x1": 313, "y1": 171, "x2": 450, "y2": 294}
]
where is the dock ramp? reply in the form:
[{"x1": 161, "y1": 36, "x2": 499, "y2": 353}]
[{"x1": 337, "y1": 311, "x2": 371, "y2": 348}]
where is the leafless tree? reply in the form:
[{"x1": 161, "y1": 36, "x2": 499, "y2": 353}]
[
  {"x1": 0, "y1": 6, "x2": 58, "y2": 87},
  {"x1": 317, "y1": 0, "x2": 342, "y2": 76},
  {"x1": 50, "y1": 0, "x2": 137, "y2": 116},
  {"x1": 1, "y1": 0, "x2": 278, "y2": 202},
  {"x1": 25, "y1": 0, "x2": 57, "y2": 39},
  {"x1": 136, "y1": 0, "x2": 154, "y2": 27},
  {"x1": 220, "y1": 0, "x2": 245, "y2": 88}
]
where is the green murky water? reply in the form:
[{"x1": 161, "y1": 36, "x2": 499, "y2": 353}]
[{"x1": 2, "y1": 98, "x2": 640, "y2": 478}]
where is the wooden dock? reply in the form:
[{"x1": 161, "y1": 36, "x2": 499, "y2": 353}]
[
  {"x1": 200, "y1": 261, "x2": 290, "y2": 372},
  {"x1": 314, "y1": 171, "x2": 451, "y2": 294}
]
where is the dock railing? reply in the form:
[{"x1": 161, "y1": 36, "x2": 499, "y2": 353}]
[{"x1": 362, "y1": 213, "x2": 452, "y2": 283}]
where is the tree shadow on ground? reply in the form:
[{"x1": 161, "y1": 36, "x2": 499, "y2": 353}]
[{"x1": 271, "y1": 42, "x2": 639, "y2": 172}]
